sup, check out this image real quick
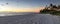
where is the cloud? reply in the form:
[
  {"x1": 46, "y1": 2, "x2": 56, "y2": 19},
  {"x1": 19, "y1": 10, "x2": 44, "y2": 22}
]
[
  {"x1": 6, "y1": 3, "x2": 8, "y2": 5},
  {"x1": 1, "y1": 4, "x2": 4, "y2": 6},
  {"x1": 0, "y1": 3, "x2": 8, "y2": 6}
]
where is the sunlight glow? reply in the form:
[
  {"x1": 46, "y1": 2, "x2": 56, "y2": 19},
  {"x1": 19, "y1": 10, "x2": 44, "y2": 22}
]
[{"x1": 0, "y1": 5, "x2": 44, "y2": 12}]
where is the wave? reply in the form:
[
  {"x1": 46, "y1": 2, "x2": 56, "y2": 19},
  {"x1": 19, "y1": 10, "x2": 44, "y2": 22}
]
[{"x1": 0, "y1": 12, "x2": 35, "y2": 16}]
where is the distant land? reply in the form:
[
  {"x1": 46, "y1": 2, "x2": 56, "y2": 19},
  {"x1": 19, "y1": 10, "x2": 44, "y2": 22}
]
[{"x1": 40, "y1": 4, "x2": 60, "y2": 16}]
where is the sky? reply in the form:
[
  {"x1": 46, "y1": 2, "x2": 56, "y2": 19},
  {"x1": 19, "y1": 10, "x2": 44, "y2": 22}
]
[{"x1": 0, "y1": 0, "x2": 60, "y2": 12}]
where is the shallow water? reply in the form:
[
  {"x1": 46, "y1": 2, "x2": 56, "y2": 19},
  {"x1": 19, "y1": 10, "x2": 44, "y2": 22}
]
[{"x1": 0, "y1": 13, "x2": 59, "y2": 24}]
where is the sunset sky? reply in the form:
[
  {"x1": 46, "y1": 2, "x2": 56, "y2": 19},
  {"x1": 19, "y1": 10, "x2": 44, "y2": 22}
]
[{"x1": 0, "y1": 0, "x2": 60, "y2": 12}]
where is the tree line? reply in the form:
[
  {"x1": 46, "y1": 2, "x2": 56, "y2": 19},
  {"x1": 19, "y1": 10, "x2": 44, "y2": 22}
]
[{"x1": 40, "y1": 4, "x2": 60, "y2": 16}]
